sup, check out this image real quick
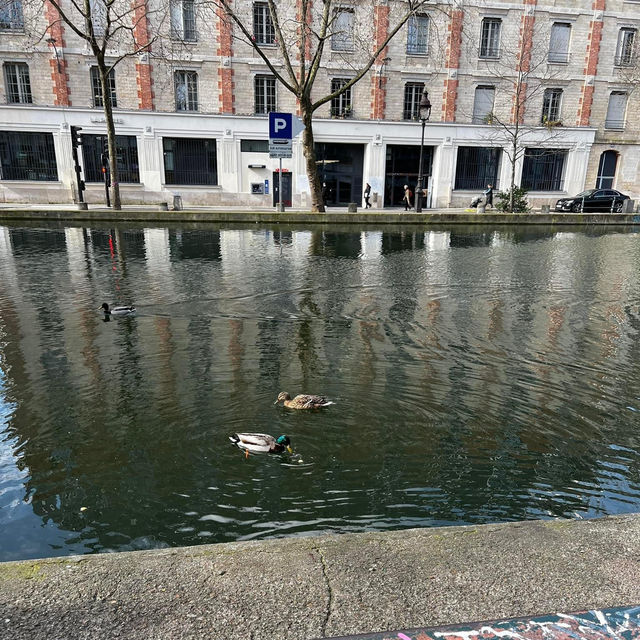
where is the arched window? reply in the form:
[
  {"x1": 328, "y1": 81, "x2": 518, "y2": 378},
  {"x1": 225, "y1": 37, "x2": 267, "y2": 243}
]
[{"x1": 596, "y1": 150, "x2": 618, "y2": 189}]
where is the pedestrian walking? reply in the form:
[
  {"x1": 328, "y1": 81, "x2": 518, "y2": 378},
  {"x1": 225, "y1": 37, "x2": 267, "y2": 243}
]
[
  {"x1": 364, "y1": 183, "x2": 372, "y2": 208},
  {"x1": 402, "y1": 184, "x2": 413, "y2": 210}
]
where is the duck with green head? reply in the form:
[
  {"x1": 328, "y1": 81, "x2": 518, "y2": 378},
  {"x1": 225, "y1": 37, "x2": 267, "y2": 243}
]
[{"x1": 229, "y1": 433, "x2": 292, "y2": 458}]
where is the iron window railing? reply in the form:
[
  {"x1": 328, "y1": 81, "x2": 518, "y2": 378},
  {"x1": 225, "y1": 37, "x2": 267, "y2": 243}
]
[
  {"x1": 615, "y1": 28, "x2": 636, "y2": 66},
  {"x1": 521, "y1": 149, "x2": 567, "y2": 191},
  {"x1": 163, "y1": 137, "x2": 218, "y2": 186},
  {"x1": 479, "y1": 18, "x2": 501, "y2": 58},
  {"x1": 454, "y1": 146, "x2": 501, "y2": 191},
  {"x1": 547, "y1": 51, "x2": 570, "y2": 63},
  {"x1": 4, "y1": 62, "x2": 32, "y2": 104},
  {"x1": 253, "y1": 2, "x2": 275, "y2": 44},
  {"x1": 403, "y1": 82, "x2": 425, "y2": 120},
  {"x1": 174, "y1": 70, "x2": 198, "y2": 111},
  {"x1": 0, "y1": 131, "x2": 58, "y2": 180},
  {"x1": 81, "y1": 134, "x2": 139, "y2": 183},
  {"x1": 330, "y1": 78, "x2": 352, "y2": 117},
  {"x1": 254, "y1": 75, "x2": 276, "y2": 114},
  {"x1": 90, "y1": 66, "x2": 117, "y2": 108}
]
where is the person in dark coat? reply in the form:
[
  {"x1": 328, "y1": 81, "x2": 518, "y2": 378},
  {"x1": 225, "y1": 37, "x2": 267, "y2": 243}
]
[
  {"x1": 484, "y1": 184, "x2": 494, "y2": 209},
  {"x1": 364, "y1": 183, "x2": 372, "y2": 208}
]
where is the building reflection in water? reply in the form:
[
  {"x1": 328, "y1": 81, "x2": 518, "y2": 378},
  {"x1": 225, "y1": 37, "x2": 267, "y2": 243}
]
[{"x1": 1, "y1": 224, "x2": 640, "y2": 561}]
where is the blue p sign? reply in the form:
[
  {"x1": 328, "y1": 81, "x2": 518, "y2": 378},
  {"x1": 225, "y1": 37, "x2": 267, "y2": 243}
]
[{"x1": 269, "y1": 112, "x2": 292, "y2": 139}]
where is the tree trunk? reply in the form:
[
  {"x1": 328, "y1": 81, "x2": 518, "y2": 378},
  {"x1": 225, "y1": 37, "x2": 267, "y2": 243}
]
[
  {"x1": 300, "y1": 98, "x2": 323, "y2": 212},
  {"x1": 99, "y1": 62, "x2": 122, "y2": 210},
  {"x1": 509, "y1": 136, "x2": 518, "y2": 213}
]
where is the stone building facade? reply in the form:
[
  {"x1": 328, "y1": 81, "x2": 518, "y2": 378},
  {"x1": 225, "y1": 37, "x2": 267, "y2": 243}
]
[{"x1": 0, "y1": 0, "x2": 637, "y2": 208}]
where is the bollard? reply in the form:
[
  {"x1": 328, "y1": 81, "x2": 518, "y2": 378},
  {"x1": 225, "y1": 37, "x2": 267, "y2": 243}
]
[
  {"x1": 541, "y1": 204, "x2": 550, "y2": 214},
  {"x1": 622, "y1": 199, "x2": 635, "y2": 213},
  {"x1": 348, "y1": 202, "x2": 358, "y2": 213},
  {"x1": 476, "y1": 203, "x2": 486, "y2": 214},
  {"x1": 77, "y1": 202, "x2": 88, "y2": 210},
  {"x1": 173, "y1": 194, "x2": 183, "y2": 211},
  {"x1": 158, "y1": 202, "x2": 168, "y2": 211}
]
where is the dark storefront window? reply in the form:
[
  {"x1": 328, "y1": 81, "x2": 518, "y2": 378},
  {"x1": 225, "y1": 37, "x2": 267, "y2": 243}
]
[
  {"x1": 0, "y1": 131, "x2": 57, "y2": 180},
  {"x1": 163, "y1": 137, "x2": 218, "y2": 185},
  {"x1": 81, "y1": 134, "x2": 139, "y2": 183},
  {"x1": 454, "y1": 147, "x2": 500, "y2": 191},
  {"x1": 384, "y1": 144, "x2": 433, "y2": 207},
  {"x1": 314, "y1": 142, "x2": 363, "y2": 205},
  {"x1": 521, "y1": 148, "x2": 566, "y2": 191}
]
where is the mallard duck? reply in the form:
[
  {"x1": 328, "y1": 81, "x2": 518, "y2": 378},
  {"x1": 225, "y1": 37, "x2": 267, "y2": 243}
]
[
  {"x1": 100, "y1": 303, "x2": 136, "y2": 315},
  {"x1": 275, "y1": 392, "x2": 333, "y2": 409},
  {"x1": 229, "y1": 433, "x2": 292, "y2": 457}
]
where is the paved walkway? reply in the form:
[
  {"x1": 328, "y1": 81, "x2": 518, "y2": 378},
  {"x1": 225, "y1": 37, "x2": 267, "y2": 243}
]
[{"x1": 2, "y1": 514, "x2": 640, "y2": 639}]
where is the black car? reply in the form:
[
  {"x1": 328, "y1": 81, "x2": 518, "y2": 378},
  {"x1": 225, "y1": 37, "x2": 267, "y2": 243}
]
[{"x1": 555, "y1": 189, "x2": 629, "y2": 213}]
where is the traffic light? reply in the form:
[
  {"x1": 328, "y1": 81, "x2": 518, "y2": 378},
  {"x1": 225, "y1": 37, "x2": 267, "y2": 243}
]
[
  {"x1": 70, "y1": 125, "x2": 83, "y2": 149},
  {"x1": 101, "y1": 138, "x2": 109, "y2": 167}
]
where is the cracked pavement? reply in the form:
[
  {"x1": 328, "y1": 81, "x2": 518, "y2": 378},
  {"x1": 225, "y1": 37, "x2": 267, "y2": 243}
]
[{"x1": 2, "y1": 515, "x2": 640, "y2": 639}]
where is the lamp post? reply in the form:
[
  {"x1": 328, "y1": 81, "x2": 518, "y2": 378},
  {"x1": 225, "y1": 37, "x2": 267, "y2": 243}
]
[
  {"x1": 46, "y1": 37, "x2": 61, "y2": 73},
  {"x1": 414, "y1": 90, "x2": 431, "y2": 212}
]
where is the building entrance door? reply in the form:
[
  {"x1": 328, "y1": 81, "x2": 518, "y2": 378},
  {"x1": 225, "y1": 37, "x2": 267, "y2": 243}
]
[{"x1": 272, "y1": 171, "x2": 292, "y2": 207}]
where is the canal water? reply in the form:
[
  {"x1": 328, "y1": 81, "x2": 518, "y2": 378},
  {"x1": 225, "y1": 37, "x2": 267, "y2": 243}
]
[{"x1": 1, "y1": 223, "x2": 640, "y2": 561}]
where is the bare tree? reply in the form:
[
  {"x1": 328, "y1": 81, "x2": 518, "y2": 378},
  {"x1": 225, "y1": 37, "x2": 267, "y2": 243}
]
[
  {"x1": 208, "y1": 0, "x2": 431, "y2": 211},
  {"x1": 462, "y1": 16, "x2": 567, "y2": 211},
  {"x1": 22, "y1": 0, "x2": 166, "y2": 209}
]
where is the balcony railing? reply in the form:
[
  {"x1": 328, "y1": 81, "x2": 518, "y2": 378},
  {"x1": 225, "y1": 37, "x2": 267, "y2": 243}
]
[
  {"x1": 614, "y1": 54, "x2": 635, "y2": 66},
  {"x1": 547, "y1": 51, "x2": 570, "y2": 63},
  {"x1": 604, "y1": 119, "x2": 626, "y2": 130}
]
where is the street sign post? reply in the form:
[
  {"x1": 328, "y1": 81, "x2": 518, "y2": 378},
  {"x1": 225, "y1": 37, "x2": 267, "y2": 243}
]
[{"x1": 268, "y1": 113, "x2": 304, "y2": 211}]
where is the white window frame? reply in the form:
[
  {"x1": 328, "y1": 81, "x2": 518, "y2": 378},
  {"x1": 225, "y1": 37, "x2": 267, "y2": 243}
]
[
  {"x1": 174, "y1": 70, "x2": 198, "y2": 111},
  {"x1": 254, "y1": 74, "x2": 276, "y2": 114},
  {"x1": 0, "y1": 0, "x2": 23, "y2": 30},
  {"x1": 90, "y1": 66, "x2": 117, "y2": 108},
  {"x1": 253, "y1": 2, "x2": 275, "y2": 45},
  {"x1": 170, "y1": 0, "x2": 197, "y2": 42},
  {"x1": 472, "y1": 85, "x2": 495, "y2": 124},
  {"x1": 4, "y1": 61, "x2": 32, "y2": 104},
  {"x1": 541, "y1": 88, "x2": 562, "y2": 124},
  {"x1": 479, "y1": 18, "x2": 501, "y2": 59},
  {"x1": 615, "y1": 28, "x2": 636, "y2": 66},
  {"x1": 548, "y1": 22, "x2": 571, "y2": 63},
  {"x1": 605, "y1": 91, "x2": 628, "y2": 130}
]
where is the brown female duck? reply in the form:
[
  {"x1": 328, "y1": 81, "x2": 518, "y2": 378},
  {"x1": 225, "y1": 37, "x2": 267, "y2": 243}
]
[{"x1": 274, "y1": 392, "x2": 333, "y2": 410}]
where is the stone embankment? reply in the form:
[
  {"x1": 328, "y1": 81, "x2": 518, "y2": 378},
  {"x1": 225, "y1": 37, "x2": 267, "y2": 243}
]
[
  {"x1": 1, "y1": 205, "x2": 640, "y2": 226},
  {"x1": 1, "y1": 515, "x2": 640, "y2": 640}
]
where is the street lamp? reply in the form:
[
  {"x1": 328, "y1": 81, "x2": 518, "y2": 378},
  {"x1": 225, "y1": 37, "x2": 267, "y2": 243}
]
[
  {"x1": 46, "y1": 37, "x2": 61, "y2": 73},
  {"x1": 415, "y1": 90, "x2": 431, "y2": 212}
]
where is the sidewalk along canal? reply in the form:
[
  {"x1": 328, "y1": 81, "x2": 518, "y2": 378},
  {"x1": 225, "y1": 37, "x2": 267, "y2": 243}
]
[{"x1": 326, "y1": 605, "x2": 640, "y2": 640}]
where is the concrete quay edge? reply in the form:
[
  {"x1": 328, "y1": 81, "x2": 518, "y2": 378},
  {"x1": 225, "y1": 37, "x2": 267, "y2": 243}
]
[
  {"x1": 1, "y1": 514, "x2": 640, "y2": 640},
  {"x1": 1, "y1": 206, "x2": 640, "y2": 226}
]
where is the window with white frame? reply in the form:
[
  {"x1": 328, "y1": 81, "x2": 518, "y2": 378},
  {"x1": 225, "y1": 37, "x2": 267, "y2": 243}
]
[
  {"x1": 253, "y1": 2, "x2": 275, "y2": 45},
  {"x1": 479, "y1": 18, "x2": 501, "y2": 58},
  {"x1": 615, "y1": 28, "x2": 636, "y2": 66},
  {"x1": 174, "y1": 70, "x2": 198, "y2": 111},
  {"x1": 548, "y1": 22, "x2": 571, "y2": 63},
  {"x1": 254, "y1": 75, "x2": 276, "y2": 114},
  {"x1": 4, "y1": 62, "x2": 32, "y2": 104},
  {"x1": 330, "y1": 78, "x2": 352, "y2": 117},
  {"x1": 541, "y1": 88, "x2": 562, "y2": 124},
  {"x1": 331, "y1": 8, "x2": 354, "y2": 52},
  {"x1": 605, "y1": 91, "x2": 628, "y2": 129},
  {"x1": 403, "y1": 83, "x2": 425, "y2": 120},
  {"x1": 89, "y1": 0, "x2": 106, "y2": 37},
  {"x1": 407, "y1": 14, "x2": 429, "y2": 55},
  {"x1": 0, "y1": 0, "x2": 23, "y2": 30},
  {"x1": 472, "y1": 85, "x2": 495, "y2": 124},
  {"x1": 170, "y1": 0, "x2": 196, "y2": 41},
  {"x1": 90, "y1": 66, "x2": 117, "y2": 108}
]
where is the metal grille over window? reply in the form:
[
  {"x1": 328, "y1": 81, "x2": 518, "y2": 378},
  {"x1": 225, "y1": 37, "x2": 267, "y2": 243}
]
[
  {"x1": 406, "y1": 14, "x2": 429, "y2": 55},
  {"x1": 548, "y1": 23, "x2": 571, "y2": 63},
  {"x1": 90, "y1": 66, "x2": 117, "y2": 108},
  {"x1": 0, "y1": 0, "x2": 23, "y2": 30},
  {"x1": 163, "y1": 137, "x2": 218, "y2": 185},
  {"x1": 331, "y1": 8, "x2": 354, "y2": 52},
  {"x1": 81, "y1": 135, "x2": 138, "y2": 183},
  {"x1": 521, "y1": 149, "x2": 567, "y2": 191},
  {"x1": 171, "y1": 0, "x2": 196, "y2": 41},
  {"x1": 4, "y1": 62, "x2": 32, "y2": 104},
  {"x1": 472, "y1": 85, "x2": 495, "y2": 124},
  {"x1": 254, "y1": 75, "x2": 276, "y2": 114},
  {"x1": 479, "y1": 18, "x2": 501, "y2": 58},
  {"x1": 541, "y1": 88, "x2": 562, "y2": 124},
  {"x1": 403, "y1": 83, "x2": 425, "y2": 120},
  {"x1": 454, "y1": 147, "x2": 501, "y2": 191},
  {"x1": 605, "y1": 91, "x2": 628, "y2": 130},
  {"x1": 253, "y1": 2, "x2": 274, "y2": 45},
  {"x1": 615, "y1": 28, "x2": 636, "y2": 66},
  {"x1": 174, "y1": 70, "x2": 198, "y2": 111},
  {"x1": 0, "y1": 131, "x2": 57, "y2": 180},
  {"x1": 330, "y1": 78, "x2": 352, "y2": 117}
]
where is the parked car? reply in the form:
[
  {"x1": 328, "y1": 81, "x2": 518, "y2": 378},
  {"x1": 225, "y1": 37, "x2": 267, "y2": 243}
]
[{"x1": 555, "y1": 189, "x2": 629, "y2": 213}]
